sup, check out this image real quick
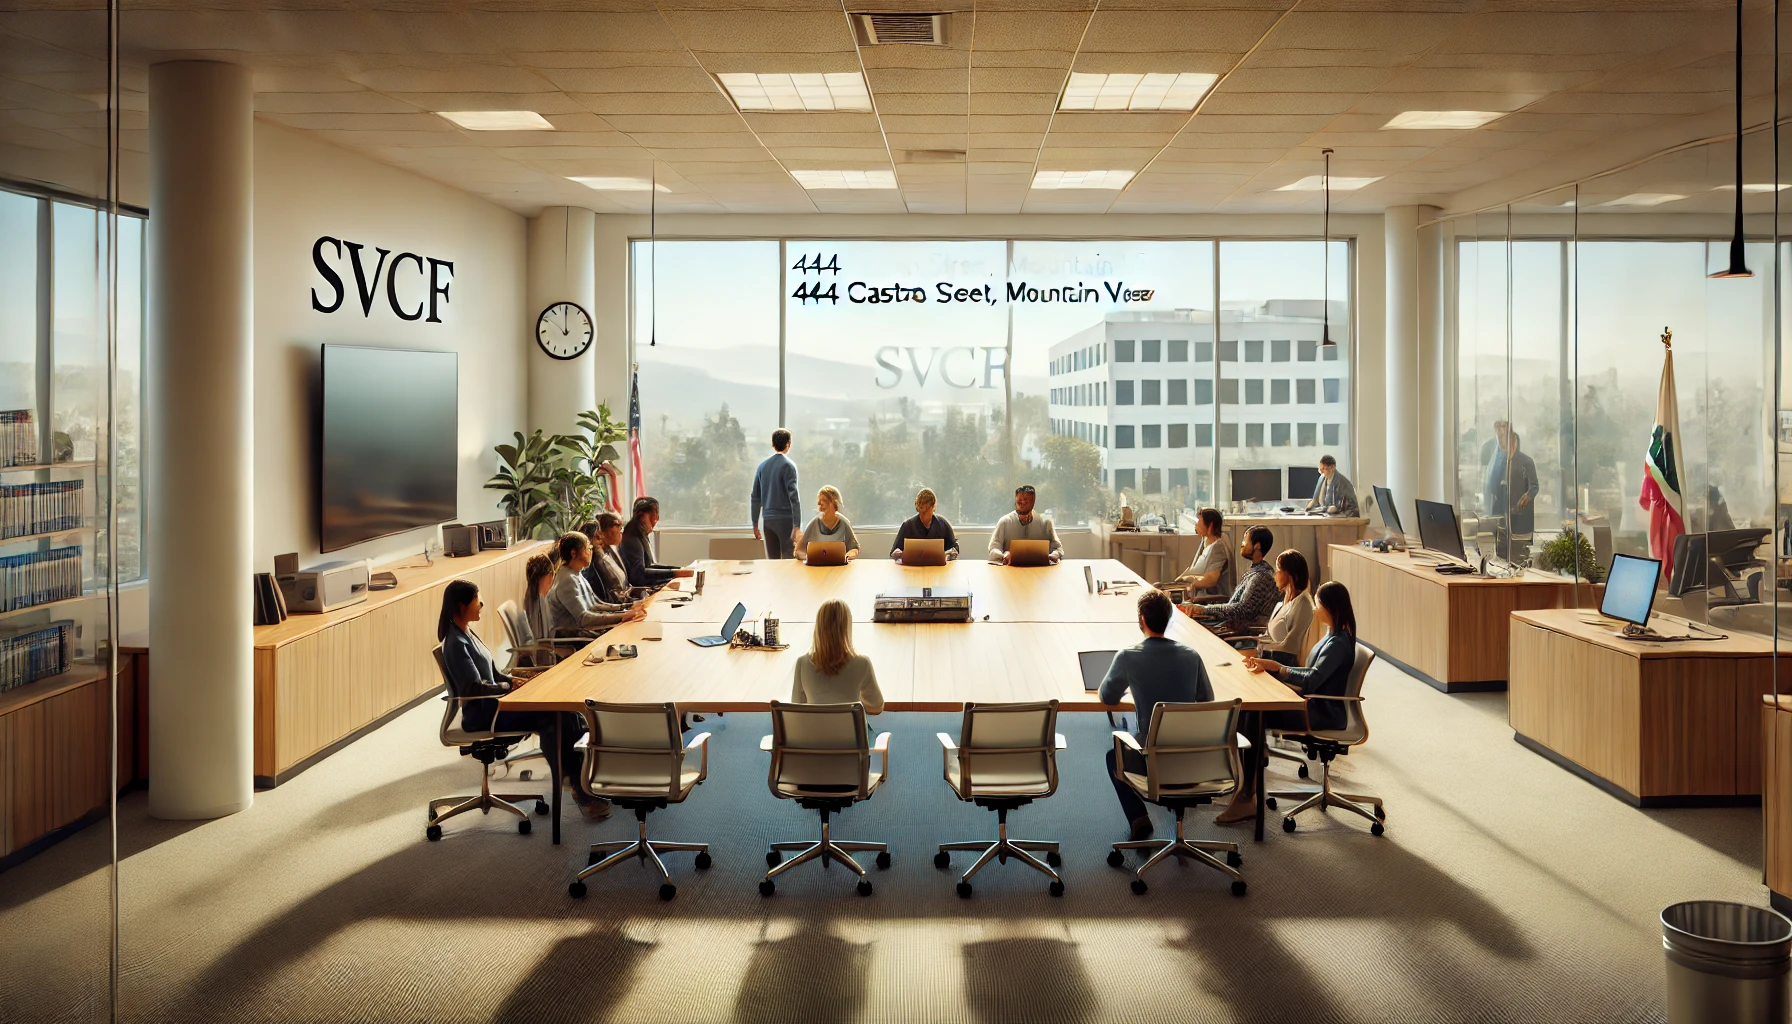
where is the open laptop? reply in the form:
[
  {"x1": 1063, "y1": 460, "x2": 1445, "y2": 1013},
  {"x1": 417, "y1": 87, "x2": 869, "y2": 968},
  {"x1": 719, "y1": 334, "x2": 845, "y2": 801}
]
[
  {"x1": 688, "y1": 602, "x2": 747, "y2": 647},
  {"x1": 805, "y1": 541, "x2": 847, "y2": 567},
  {"x1": 1078, "y1": 650, "x2": 1117, "y2": 691},
  {"x1": 1009, "y1": 539, "x2": 1052, "y2": 567},
  {"x1": 903, "y1": 537, "x2": 948, "y2": 567}
]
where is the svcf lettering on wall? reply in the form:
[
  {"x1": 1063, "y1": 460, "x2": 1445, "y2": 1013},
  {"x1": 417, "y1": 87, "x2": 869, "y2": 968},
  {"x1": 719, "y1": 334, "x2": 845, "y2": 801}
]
[{"x1": 310, "y1": 236, "x2": 454, "y2": 323}]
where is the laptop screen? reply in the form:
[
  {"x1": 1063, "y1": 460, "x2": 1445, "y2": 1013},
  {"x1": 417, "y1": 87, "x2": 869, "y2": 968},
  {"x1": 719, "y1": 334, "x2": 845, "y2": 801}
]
[
  {"x1": 721, "y1": 602, "x2": 747, "y2": 638},
  {"x1": 1078, "y1": 650, "x2": 1117, "y2": 691}
]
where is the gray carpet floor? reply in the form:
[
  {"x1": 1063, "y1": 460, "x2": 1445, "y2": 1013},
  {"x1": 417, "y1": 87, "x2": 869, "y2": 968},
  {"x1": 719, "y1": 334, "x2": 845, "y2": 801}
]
[{"x1": 0, "y1": 657, "x2": 1768, "y2": 1023}]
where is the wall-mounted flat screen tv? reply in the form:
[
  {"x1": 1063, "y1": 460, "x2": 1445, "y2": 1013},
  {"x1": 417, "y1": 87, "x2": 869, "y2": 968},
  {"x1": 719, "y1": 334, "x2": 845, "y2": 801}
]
[{"x1": 320, "y1": 345, "x2": 458, "y2": 553}]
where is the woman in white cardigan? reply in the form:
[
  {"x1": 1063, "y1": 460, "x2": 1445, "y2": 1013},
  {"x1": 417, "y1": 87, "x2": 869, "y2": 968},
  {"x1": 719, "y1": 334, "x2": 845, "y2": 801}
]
[
  {"x1": 1253, "y1": 549, "x2": 1315, "y2": 667},
  {"x1": 791, "y1": 599, "x2": 883, "y2": 719}
]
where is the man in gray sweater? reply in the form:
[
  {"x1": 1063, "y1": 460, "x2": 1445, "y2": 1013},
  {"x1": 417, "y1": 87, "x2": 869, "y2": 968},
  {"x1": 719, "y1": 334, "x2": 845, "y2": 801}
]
[
  {"x1": 988, "y1": 484, "x2": 1062, "y2": 564},
  {"x1": 750, "y1": 428, "x2": 800, "y2": 558},
  {"x1": 1099, "y1": 589, "x2": 1214, "y2": 840}
]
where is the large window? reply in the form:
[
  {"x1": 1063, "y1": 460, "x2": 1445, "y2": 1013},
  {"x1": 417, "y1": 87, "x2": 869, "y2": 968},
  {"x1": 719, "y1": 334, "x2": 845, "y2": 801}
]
[{"x1": 634, "y1": 238, "x2": 1354, "y2": 526}]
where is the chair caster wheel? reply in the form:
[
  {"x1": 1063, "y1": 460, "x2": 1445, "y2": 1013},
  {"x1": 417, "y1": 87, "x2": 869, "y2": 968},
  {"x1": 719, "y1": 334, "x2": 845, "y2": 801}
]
[
  {"x1": 934, "y1": 851, "x2": 951, "y2": 870},
  {"x1": 1049, "y1": 881, "x2": 1064, "y2": 897},
  {"x1": 1107, "y1": 850, "x2": 1125, "y2": 868},
  {"x1": 1226, "y1": 850, "x2": 1243, "y2": 868},
  {"x1": 1231, "y1": 880, "x2": 1247, "y2": 897},
  {"x1": 518, "y1": 819, "x2": 532, "y2": 835},
  {"x1": 1374, "y1": 805, "x2": 1386, "y2": 821},
  {"x1": 955, "y1": 882, "x2": 973, "y2": 898},
  {"x1": 758, "y1": 880, "x2": 776, "y2": 897},
  {"x1": 425, "y1": 824, "x2": 443, "y2": 841},
  {"x1": 766, "y1": 850, "x2": 781, "y2": 867},
  {"x1": 1130, "y1": 879, "x2": 1148, "y2": 895},
  {"x1": 876, "y1": 851, "x2": 892, "y2": 870},
  {"x1": 658, "y1": 883, "x2": 676, "y2": 901},
  {"x1": 1371, "y1": 822, "x2": 1385, "y2": 837},
  {"x1": 1265, "y1": 797, "x2": 1278, "y2": 810},
  {"x1": 694, "y1": 852, "x2": 713, "y2": 870},
  {"x1": 568, "y1": 881, "x2": 587, "y2": 898},
  {"x1": 1282, "y1": 816, "x2": 1296, "y2": 833},
  {"x1": 857, "y1": 880, "x2": 874, "y2": 897},
  {"x1": 1296, "y1": 765, "x2": 1309, "y2": 779},
  {"x1": 520, "y1": 770, "x2": 533, "y2": 782},
  {"x1": 1045, "y1": 850, "x2": 1062, "y2": 867},
  {"x1": 534, "y1": 800, "x2": 549, "y2": 815}
]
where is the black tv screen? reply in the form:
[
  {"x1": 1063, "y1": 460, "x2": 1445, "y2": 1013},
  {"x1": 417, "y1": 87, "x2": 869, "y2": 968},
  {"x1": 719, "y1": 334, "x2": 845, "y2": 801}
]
[{"x1": 320, "y1": 345, "x2": 458, "y2": 552}]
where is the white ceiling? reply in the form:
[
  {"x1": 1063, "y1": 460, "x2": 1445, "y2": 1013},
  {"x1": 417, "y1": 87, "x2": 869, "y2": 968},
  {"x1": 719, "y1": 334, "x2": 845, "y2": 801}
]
[{"x1": 1, "y1": 0, "x2": 1788, "y2": 217}]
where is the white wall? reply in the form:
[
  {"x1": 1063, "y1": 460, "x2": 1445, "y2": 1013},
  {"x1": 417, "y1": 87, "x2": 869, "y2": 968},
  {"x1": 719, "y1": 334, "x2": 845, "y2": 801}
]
[{"x1": 251, "y1": 120, "x2": 528, "y2": 571}]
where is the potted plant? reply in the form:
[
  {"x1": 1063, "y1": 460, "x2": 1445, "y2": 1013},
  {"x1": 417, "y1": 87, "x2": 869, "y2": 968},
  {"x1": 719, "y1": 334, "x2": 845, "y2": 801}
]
[
  {"x1": 1538, "y1": 531, "x2": 1605, "y2": 583},
  {"x1": 486, "y1": 429, "x2": 560, "y2": 541},
  {"x1": 547, "y1": 405, "x2": 629, "y2": 535}
]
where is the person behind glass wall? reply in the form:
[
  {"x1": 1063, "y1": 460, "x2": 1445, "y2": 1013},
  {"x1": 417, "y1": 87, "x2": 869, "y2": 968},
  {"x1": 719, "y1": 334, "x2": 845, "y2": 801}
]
[
  {"x1": 584, "y1": 513, "x2": 635, "y2": 604},
  {"x1": 797, "y1": 485, "x2": 861, "y2": 562},
  {"x1": 1486, "y1": 428, "x2": 1539, "y2": 562},
  {"x1": 1253, "y1": 550, "x2": 1314, "y2": 667},
  {"x1": 790, "y1": 598, "x2": 883, "y2": 741},
  {"x1": 437, "y1": 579, "x2": 609, "y2": 821},
  {"x1": 989, "y1": 484, "x2": 1063, "y2": 564},
  {"x1": 891, "y1": 487, "x2": 960, "y2": 562},
  {"x1": 1217, "y1": 580, "x2": 1358, "y2": 823},
  {"x1": 750, "y1": 428, "x2": 801, "y2": 559},
  {"x1": 1305, "y1": 455, "x2": 1359, "y2": 517},
  {"x1": 1098, "y1": 588, "x2": 1214, "y2": 840},
  {"x1": 1172, "y1": 507, "x2": 1230, "y2": 597},
  {"x1": 621, "y1": 496, "x2": 695, "y2": 590},
  {"x1": 547, "y1": 531, "x2": 647, "y2": 638}
]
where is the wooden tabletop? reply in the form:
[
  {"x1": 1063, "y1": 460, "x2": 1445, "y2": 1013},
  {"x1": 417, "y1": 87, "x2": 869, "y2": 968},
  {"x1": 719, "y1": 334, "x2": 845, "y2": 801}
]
[
  {"x1": 1332, "y1": 544, "x2": 1575, "y2": 588},
  {"x1": 501, "y1": 558, "x2": 1303, "y2": 715},
  {"x1": 1513, "y1": 607, "x2": 1776, "y2": 659}
]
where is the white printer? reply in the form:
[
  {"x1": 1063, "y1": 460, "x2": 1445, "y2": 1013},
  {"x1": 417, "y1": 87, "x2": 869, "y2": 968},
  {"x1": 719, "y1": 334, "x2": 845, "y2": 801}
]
[{"x1": 279, "y1": 559, "x2": 371, "y2": 614}]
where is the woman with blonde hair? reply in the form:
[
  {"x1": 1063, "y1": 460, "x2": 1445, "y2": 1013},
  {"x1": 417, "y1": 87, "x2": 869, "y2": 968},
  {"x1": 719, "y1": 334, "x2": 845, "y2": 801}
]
[
  {"x1": 797, "y1": 485, "x2": 861, "y2": 562},
  {"x1": 791, "y1": 598, "x2": 884, "y2": 716}
]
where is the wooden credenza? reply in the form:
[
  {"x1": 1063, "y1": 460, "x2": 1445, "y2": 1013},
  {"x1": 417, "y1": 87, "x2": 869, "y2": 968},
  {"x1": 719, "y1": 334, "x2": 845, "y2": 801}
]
[{"x1": 251, "y1": 542, "x2": 545, "y2": 786}]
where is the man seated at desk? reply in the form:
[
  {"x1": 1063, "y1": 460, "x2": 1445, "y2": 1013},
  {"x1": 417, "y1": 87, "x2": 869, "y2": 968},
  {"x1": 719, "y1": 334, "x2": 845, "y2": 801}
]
[
  {"x1": 1305, "y1": 454, "x2": 1359, "y2": 517},
  {"x1": 1187, "y1": 525, "x2": 1279, "y2": 633},
  {"x1": 891, "y1": 487, "x2": 960, "y2": 562},
  {"x1": 1099, "y1": 588, "x2": 1214, "y2": 841},
  {"x1": 989, "y1": 484, "x2": 1062, "y2": 564}
]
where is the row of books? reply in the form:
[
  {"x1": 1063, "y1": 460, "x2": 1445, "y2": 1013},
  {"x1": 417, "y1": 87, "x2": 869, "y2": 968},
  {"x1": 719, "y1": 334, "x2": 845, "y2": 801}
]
[
  {"x1": 1, "y1": 480, "x2": 85, "y2": 539},
  {"x1": 0, "y1": 620, "x2": 69, "y2": 695},
  {"x1": 253, "y1": 572, "x2": 290, "y2": 626},
  {"x1": 1, "y1": 547, "x2": 83, "y2": 613},
  {"x1": 0, "y1": 410, "x2": 35, "y2": 469}
]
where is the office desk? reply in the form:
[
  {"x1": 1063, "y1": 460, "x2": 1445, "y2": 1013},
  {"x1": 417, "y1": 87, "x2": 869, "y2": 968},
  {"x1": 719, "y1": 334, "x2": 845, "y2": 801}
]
[
  {"x1": 1763, "y1": 695, "x2": 1792, "y2": 913},
  {"x1": 1093, "y1": 516, "x2": 1367, "y2": 586},
  {"x1": 1509, "y1": 609, "x2": 1781, "y2": 805},
  {"x1": 1329, "y1": 544, "x2": 1572, "y2": 692},
  {"x1": 502, "y1": 558, "x2": 1302, "y2": 844}
]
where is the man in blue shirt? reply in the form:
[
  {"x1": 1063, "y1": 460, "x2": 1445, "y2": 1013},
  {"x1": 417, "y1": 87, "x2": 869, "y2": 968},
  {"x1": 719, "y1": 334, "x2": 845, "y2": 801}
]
[
  {"x1": 750, "y1": 428, "x2": 800, "y2": 558},
  {"x1": 1099, "y1": 589, "x2": 1214, "y2": 840}
]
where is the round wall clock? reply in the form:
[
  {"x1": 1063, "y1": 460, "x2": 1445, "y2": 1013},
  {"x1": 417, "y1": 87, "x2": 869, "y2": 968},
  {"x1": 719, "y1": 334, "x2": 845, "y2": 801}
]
[{"x1": 536, "y1": 301, "x2": 594, "y2": 360}]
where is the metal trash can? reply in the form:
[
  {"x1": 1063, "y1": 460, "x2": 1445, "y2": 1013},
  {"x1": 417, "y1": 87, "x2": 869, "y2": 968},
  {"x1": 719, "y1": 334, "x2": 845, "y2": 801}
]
[{"x1": 1662, "y1": 901, "x2": 1792, "y2": 1023}]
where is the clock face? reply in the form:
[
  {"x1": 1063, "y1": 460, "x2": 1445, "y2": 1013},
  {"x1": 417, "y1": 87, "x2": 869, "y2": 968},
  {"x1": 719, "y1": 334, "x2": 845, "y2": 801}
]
[{"x1": 536, "y1": 301, "x2": 594, "y2": 360}]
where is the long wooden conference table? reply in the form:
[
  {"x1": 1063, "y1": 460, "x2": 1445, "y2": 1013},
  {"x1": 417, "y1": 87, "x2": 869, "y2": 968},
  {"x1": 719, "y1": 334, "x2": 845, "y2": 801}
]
[{"x1": 499, "y1": 557, "x2": 1304, "y2": 844}]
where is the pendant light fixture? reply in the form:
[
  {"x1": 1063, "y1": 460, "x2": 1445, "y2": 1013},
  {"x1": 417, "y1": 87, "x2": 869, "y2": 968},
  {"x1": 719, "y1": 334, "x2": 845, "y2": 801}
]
[
  {"x1": 1711, "y1": 0, "x2": 1753, "y2": 278},
  {"x1": 1321, "y1": 148, "x2": 1336, "y2": 346},
  {"x1": 649, "y1": 163, "x2": 658, "y2": 344}
]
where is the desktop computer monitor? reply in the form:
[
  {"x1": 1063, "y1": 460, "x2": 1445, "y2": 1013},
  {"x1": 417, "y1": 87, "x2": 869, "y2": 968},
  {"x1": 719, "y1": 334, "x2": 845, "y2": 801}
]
[
  {"x1": 1667, "y1": 528, "x2": 1771, "y2": 598},
  {"x1": 1371, "y1": 485, "x2": 1403, "y2": 537},
  {"x1": 1601, "y1": 553, "x2": 1662, "y2": 627},
  {"x1": 1413, "y1": 499, "x2": 1467, "y2": 563},
  {"x1": 1230, "y1": 468, "x2": 1282, "y2": 503},
  {"x1": 1287, "y1": 465, "x2": 1321, "y2": 503}
]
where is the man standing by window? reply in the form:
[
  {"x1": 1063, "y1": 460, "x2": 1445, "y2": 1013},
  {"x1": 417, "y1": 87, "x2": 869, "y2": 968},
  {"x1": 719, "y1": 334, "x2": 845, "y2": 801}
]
[
  {"x1": 750, "y1": 428, "x2": 800, "y2": 559},
  {"x1": 1487, "y1": 429, "x2": 1539, "y2": 563}
]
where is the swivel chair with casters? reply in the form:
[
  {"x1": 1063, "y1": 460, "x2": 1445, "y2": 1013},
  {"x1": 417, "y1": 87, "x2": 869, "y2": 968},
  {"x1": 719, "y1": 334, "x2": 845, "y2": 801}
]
[
  {"x1": 568, "y1": 700, "x2": 713, "y2": 901},
  {"x1": 425, "y1": 646, "x2": 549, "y2": 841},
  {"x1": 758, "y1": 701, "x2": 891, "y2": 897},
  {"x1": 490, "y1": 600, "x2": 571, "y2": 780},
  {"x1": 934, "y1": 699, "x2": 1067, "y2": 898},
  {"x1": 1106, "y1": 699, "x2": 1248, "y2": 897},
  {"x1": 1266, "y1": 642, "x2": 1386, "y2": 836}
]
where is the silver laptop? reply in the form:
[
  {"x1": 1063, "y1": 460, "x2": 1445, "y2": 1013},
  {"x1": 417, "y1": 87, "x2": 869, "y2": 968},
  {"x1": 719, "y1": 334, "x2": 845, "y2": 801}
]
[
  {"x1": 805, "y1": 541, "x2": 847, "y2": 567},
  {"x1": 903, "y1": 537, "x2": 947, "y2": 567},
  {"x1": 1009, "y1": 539, "x2": 1052, "y2": 567}
]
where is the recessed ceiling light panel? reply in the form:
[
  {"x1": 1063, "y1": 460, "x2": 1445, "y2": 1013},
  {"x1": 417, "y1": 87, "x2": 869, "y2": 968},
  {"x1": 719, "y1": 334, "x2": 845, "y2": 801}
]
[
  {"x1": 1598, "y1": 193, "x2": 1686, "y2": 207},
  {"x1": 437, "y1": 110, "x2": 554, "y2": 131},
  {"x1": 1716, "y1": 183, "x2": 1789, "y2": 192},
  {"x1": 790, "y1": 169, "x2": 897, "y2": 190},
  {"x1": 1276, "y1": 175, "x2": 1382, "y2": 192},
  {"x1": 1031, "y1": 169, "x2": 1137, "y2": 190},
  {"x1": 1059, "y1": 72, "x2": 1217, "y2": 112},
  {"x1": 568, "y1": 177, "x2": 670, "y2": 192},
  {"x1": 1382, "y1": 110, "x2": 1504, "y2": 130},
  {"x1": 717, "y1": 73, "x2": 873, "y2": 112}
]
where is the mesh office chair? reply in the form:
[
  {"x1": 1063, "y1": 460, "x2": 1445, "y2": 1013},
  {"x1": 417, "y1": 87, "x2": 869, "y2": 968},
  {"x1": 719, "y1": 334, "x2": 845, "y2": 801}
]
[
  {"x1": 568, "y1": 700, "x2": 712, "y2": 901},
  {"x1": 425, "y1": 645, "x2": 548, "y2": 841},
  {"x1": 495, "y1": 599, "x2": 581, "y2": 674},
  {"x1": 934, "y1": 700, "x2": 1066, "y2": 898},
  {"x1": 1266, "y1": 642, "x2": 1386, "y2": 835},
  {"x1": 1107, "y1": 699, "x2": 1248, "y2": 897},
  {"x1": 758, "y1": 701, "x2": 891, "y2": 897}
]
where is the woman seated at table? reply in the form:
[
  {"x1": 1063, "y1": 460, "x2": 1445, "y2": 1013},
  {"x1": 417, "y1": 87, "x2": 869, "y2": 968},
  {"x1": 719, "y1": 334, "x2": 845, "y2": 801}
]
[
  {"x1": 581, "y1": 514, "x2": 636, "y2": 604},
  {"x1": 546, "y1": 532, "x2": 647, "y2": 638},
  {"x1": 1218, "y1": 580, "x2": 1357, "y2": 823},
  {"x1": 890, "y1": 487, "x2": 959, "y2": 562},
  {"x1": 513, "y1": 552, "x2": 576, "y2": 672},
  {"x1": 621, "y1": 496, "x2": 695, "y2": 590},
  {"x1": 437, "y1": 578, "x2": 609, "y2": 821},
  {"x1": 1172, "y1": 507, "x2": 1230, "y2": 600},
  {"x1": 791, "y1": 599, "x2": 883, "y2": 734},
  {"x1": 796, "y1": 485, "x2": 861, "y2": 563},
  {"x1": 1251, "y1": 550, "x2": 1314, "y2": 667}
]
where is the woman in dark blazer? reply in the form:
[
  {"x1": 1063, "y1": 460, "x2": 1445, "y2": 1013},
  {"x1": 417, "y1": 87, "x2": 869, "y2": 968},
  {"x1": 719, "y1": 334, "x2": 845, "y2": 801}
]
[
  {"x1": 438, "y1": 579, "x2": 609, "y2": 822},
  {"x1": 620, "y1": 496, "x2": 694, "y2": 590},
  {"x1": 1217, "y1": 580, "x2": 1360, "y2": 823}
]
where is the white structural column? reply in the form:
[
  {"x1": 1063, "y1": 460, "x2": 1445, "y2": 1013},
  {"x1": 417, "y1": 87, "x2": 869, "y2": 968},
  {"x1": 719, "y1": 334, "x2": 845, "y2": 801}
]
[
  {"x1": 527, "y1": 206, "x2": 598, "y2": 434},
  {"x1": 146, "y1": 61, "x2": 255, "y2": 819},
  {"x1": 1383, "y1": 205, "x2": 1421, "y2": 507},
  {"x1": 1415, "y1": 206, "x2": 1445, "y2": 500}
]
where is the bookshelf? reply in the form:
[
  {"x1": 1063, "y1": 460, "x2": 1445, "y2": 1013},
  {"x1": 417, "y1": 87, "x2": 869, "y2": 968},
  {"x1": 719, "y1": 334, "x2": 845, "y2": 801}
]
[
  {"x1": 0, "y1": 460, "x2": 98, "y2": 477},
  {"x1": 0, "y1": 526, "x2": 94, "y2": 547},
  {"x1": 0, "y1": 592, "x2": 103, "y2": 622}
]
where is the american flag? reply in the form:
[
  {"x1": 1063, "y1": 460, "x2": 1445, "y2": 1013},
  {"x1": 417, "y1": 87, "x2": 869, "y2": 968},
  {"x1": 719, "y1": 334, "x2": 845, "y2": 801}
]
[{"x1": 628, "y1": 366, "x2": 645, "y2": 501}]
